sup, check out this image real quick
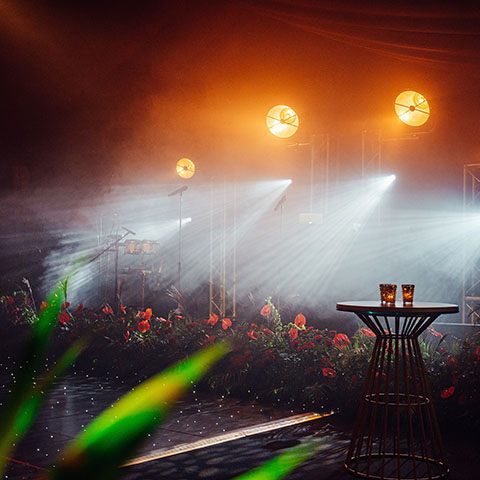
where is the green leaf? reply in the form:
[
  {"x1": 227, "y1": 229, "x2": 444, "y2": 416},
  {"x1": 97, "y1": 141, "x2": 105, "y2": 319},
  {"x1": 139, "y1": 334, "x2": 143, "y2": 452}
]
[
  {"x1": 0, "y1": 337, "x2": 84, "y2": 476},
  {"x1": 50, "y1": 342, "x2": 230, "y2": 480},
  {"x1": 233, "y1": 442, "x2": 316, "y2": 480}
]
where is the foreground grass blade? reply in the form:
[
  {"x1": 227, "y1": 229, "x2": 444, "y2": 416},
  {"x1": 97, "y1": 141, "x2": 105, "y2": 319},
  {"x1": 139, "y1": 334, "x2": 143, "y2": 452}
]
[
  {"x1": 0, "y1": 285, "x2": 64, "y2": 476},
  {"x1": 14, "y1": 339, "x2": 87, "y2": 436},
  {"x1": 233, "y1": 442, "x2": 316, "y2": 480},
  {"x1": 50, "y1": 342, "x2": 230, "y2": 480}
]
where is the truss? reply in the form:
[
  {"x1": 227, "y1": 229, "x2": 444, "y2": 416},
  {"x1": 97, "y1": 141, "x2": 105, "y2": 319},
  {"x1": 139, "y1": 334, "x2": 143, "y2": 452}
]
[{"x1": 462, "y1": 163, "x2": 480, "y2": 323}]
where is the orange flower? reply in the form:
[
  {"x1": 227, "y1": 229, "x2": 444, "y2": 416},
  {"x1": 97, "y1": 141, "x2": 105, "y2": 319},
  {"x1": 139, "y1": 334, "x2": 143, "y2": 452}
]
[
  {"x1": 360, "y1": 327, "x2": 376, "y2": 338},
  {"x1": 138, "y1": 320, "x2": 151, "y2": 333},
  {"x1": 102, "y1": 305, "x2": 114, "y2": 315},
  {"x1": 294, "y1": 313, "x2": 306, "y2": 329},
  {"x1": 222, "y1": 318, "x2": 232, "y2": 330},
  {"x1": 248, "y1": 330, "x2": 258, "y2": 340},
  {"x1": 144, "y1": 308, "x2": 153, "y2": 321},
  {"x1": 260, "y1": 304, "x2": 271, "y2": 317},
  {"x1": 288, "y1": 327, "x2": 298, "y2": 340},
  {"x1": 440, "y1": 386, "x2": 455, "y2": 399},
  {"x1": 333, "y1": 333, "x2": 351, "y2": 350},
  {"x1": 322, "y1": 367, "x2": 336, "y2": 378},
  {"x1": 207, "y1": 313, "x2": 219, "y2": 326}
]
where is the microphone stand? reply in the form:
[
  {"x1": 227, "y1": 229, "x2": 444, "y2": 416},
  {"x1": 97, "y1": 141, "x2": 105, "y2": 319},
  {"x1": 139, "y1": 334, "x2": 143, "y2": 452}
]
[{"x1": 87, "y1": 227, "x2": 135, "y2": 312}]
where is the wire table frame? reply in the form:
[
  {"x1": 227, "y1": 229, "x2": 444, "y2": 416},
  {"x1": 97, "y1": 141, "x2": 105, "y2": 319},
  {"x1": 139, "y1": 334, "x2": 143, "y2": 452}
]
[{"x1": 337, "y1": 301, "x2": 459, "y2": 480}]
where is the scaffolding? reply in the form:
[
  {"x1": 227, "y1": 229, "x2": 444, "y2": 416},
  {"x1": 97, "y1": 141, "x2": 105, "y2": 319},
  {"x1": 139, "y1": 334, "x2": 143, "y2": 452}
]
[{"x1": 462, "y1": 163, "x2": 480, "y2": 323}]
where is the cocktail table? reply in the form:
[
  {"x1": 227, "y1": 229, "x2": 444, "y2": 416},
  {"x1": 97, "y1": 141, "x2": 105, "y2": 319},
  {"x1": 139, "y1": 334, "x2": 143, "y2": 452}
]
[{"x1": 336, "y1": 301, "x2": 458, "y2": 480}]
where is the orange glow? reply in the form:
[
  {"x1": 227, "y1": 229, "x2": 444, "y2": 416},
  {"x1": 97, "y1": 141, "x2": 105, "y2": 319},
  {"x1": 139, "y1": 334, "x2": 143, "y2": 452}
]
[
  {"x1": 266, "y1": 105, "x2": 299, "y2": 138},
  {"x1": 394, "y1": 90, "x2": 430, "y2": 127},
  {"x1": 176, "y1": 158, "x2": 195, "y2": 179}
]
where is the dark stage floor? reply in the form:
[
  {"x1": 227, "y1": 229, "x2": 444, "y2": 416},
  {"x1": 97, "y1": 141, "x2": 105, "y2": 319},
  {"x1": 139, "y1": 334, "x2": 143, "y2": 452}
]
[{"x1": 1, "y1": 372, "x2": 479, "y2": 479}]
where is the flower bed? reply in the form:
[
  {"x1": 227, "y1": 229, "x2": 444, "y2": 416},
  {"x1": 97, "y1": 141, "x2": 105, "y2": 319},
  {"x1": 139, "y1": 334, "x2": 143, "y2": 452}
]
[{"x1": 2, "y1": 291, "x2": 480, "y2": 432}]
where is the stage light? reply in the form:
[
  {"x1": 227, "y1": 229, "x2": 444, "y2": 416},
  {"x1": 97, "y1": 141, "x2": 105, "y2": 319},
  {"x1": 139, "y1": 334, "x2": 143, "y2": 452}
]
[
  {"x1": 183, "y1": 217, "x2": 192, "y2": 224},
  {"x1": 266, "y1": 105, "x2": 299, "y2": 138},
  {"x1": 394, "y1": 90, "x2": 430, "y2": 127},
  {"x1": 379, "y1": 174, "x2": 396, "y2": 190},
  {"x1": 286, "y1": 179, "x2": 293, "y2": 185},
  {"x1": 176, "y1": 158, "x2": 195, "y2": 179}
]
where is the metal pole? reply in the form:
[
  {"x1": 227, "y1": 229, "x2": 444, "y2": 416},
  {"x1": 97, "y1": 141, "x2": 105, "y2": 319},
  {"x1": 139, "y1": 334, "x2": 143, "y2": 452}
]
[
  {"x1": 178, "y1": 191, "x2": 183, "y2": 290},
  {"x1": 310, "y1": 134, "x2": 315, "y2": 213},
  {"x1": 209, "y1": 181, "x2": 214, "y2": 317},
  {"x1": 232, "y1": 181, "x2": 237, "y2": 319}
]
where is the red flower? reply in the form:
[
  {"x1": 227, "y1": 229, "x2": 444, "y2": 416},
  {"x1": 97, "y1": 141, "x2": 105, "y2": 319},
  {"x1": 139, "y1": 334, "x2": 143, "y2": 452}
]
[
  {"x1": 299, "y1": 341, "x2": 315, "y2": 350},
  {"x1": 204, "y1": 335, "x2": 216, "y2": 345},
  {"x1": 288, "y1": 327, "x2": 298, "y2": 340},
  {"x1": 322, "y1": 367, "x2": 337, "y2": 378},
  {"x1": 333, "y1": 333, "x2": 351, "y2": 350},
  {"x1": 207, "y1": 313, "x2": 219, "y2": 326},
  {"x1": 473, "y1": 346, "x2": 480, "y2": 362},
  {"x1": 138, "y1": 320, "x2": 151, "y2": 333},
  {"x1": 447, "y1": 355, "x2": 458, "y2": 368},
  {"x1": 360, "y1": 327, "x2": 375, "y2": 338},
  {"x1": 294, "y1": 313, "x2": 306, "y2": 329},
  {"x1": 6, "y1": 296, "x2": 14, "y2": 305},
  {"x1": 75, "y1": 303, "x2": 84, "y2": 314},
  {"x1": 260, "y1": 304, "x2": 271, "y2": 317},
  {"x1": 248, "y1": 330, "x2": 259, "y2": 340},
  {"x1": 102, "y1": 305, "x2": 114, "y2": 315},
  {"x1": 440, "y1": 386, "x2": 455, "y2": 399},
  {"x1": 40, "y1": 301, "x2": 48, "y2": 311},
  {"x1": 160, "y1": 317, "x2": 172, "y2": 328},
  {"x1": 120, "y1": 304, "x2": 127, "y2": 315},
  {"x1": 429, "y1": 327, "x2": 443, "y2": 338},
  {"x1": 124, "y1": 330, "x2": 130, "y2": 342},
  {"x1": 262, "y1": 327, "x2": 273, "y2": 335},
  {"x1": 314, "y1": 334, "x2": 323, "y2": 341},
  {"x1": 321, "y1": 356, "x2": 333, "y2": 367},
  {"x1": 62, "y1": 301, "x2": 70, "y2": 309},
  {"x1": 58, "y1": 311, "x2": 70, "y2": 325},
  {"x1": 222, "y1": 318, "x2": 232, "y2": 330}
]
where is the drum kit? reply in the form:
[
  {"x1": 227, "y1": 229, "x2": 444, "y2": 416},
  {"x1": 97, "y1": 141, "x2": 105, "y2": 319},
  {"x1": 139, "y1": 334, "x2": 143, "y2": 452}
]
[
  {"x1": 96, "y1": 228, "x2": 162, "y2": 309},
  {"x1": 119, "y1": 238, "x2": 161, "y2": 308}
]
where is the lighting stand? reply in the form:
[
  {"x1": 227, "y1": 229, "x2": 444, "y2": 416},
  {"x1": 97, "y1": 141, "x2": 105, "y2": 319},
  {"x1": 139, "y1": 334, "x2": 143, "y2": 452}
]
[{"x1": 168, "y1": 185, "x2": 188, "y2": 291}]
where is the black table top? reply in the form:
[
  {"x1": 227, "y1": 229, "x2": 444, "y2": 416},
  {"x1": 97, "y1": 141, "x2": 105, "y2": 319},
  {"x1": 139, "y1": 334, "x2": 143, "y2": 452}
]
[{"x1": 336, "y1": 301, "x2": 459, "y2": 315}]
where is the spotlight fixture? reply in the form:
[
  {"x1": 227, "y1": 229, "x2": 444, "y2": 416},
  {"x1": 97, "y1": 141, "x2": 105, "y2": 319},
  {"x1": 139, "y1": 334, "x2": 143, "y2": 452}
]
[
  {"x1": 266, "y1": 105, "x2": 299, "y2": 138},
  {"x1": 394, "y1": 90, "x2": 430, "y2": 127},
  {"x1": 176, "y1": 158, "x2": 195, "y2": 179}
]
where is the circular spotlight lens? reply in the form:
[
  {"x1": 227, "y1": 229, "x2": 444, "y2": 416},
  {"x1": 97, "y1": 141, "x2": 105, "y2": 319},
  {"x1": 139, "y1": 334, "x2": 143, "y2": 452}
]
[
  {"x1": 176, "y1": 158, "x2": 195, "y2": 179},
  {"x1": 394, "y1": 90, "x2": 430, "y2": 127},
  {"x1": 266, "y1": 105, "x2": 299, "y2": 138}
]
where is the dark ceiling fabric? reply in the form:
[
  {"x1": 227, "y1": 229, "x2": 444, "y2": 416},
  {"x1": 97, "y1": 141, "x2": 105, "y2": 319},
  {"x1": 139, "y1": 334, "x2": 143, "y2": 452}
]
[{"x1": 244, "y1": 1, "x2": 480, "y2": 67}]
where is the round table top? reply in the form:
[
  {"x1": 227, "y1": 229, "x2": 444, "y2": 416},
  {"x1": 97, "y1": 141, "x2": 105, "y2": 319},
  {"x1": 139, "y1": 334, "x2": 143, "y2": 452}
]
[{"x1": 336, "y1": 301, "x2": 459, "y2": 315}]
